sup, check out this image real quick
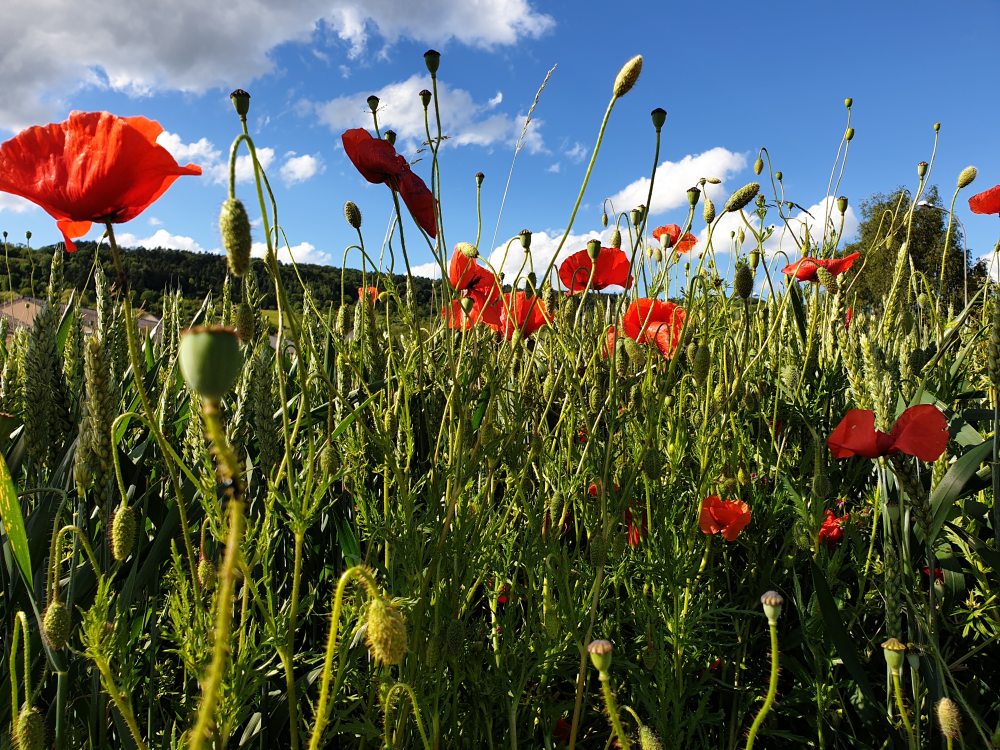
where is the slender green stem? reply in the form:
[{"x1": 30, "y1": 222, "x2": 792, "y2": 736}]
[
  {"x1": 599, "y1": 674, "x2": 631, "y2": 750},
  {"x1": 383, "y1": 682, "x2": 432, "y2": 750},
  {"x1": 93, "y1": 653, "x2": 149, "y2": 750},
  {"x1": 892, "y1": 672, "x2": 918, "y2": 750},
  {"x1": 745, "y1": 621, "x2": 780, "y2": 749}
]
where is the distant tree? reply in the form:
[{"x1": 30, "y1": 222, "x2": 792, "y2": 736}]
[{"x1": 844, "y1": 186, "x2": 986, "y2": 310}]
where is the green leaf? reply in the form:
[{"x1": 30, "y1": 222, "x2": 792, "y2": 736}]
[
  {"x1": 788, "y1": 282, "x2": 807, "y2": 343},
  {"x1": 471, "y1": 385, "x2": 491, "y2": 431},
  {"x1": 926, "y1": 439, "x2": 993, "y2": 542},
  {"x1": 0, "y1": 450, "x2": 31, "y2": 582},
  {"x1": 56, "y1": 289, "x2": 77, "y2": 352}
]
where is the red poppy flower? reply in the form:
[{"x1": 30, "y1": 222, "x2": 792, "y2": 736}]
[
  {"x1": 622, "y1": 299, "x2": 686, "y2": 359},
  {"x1": 699, "y1": 496, "x2": 751, "y2": 542},
  {"x1": 448, "y1": 246, "x2": 500, "y2": 304},
  {"x1": 442, "y1": 299, "x2": 474, "y2": 330},
  {"x1": 845, "y1": 306, "x2": 853, "y2": 330},
  {"x1": 358, "y1": 286, "x2": 379, "y2": 303},
  {"x1": 652, "y1": 224, "x2": 697, "y2": 253},
  {"x1": 554, "y1": 719, "x2": 572, "y2": 744},
  {"x1": 969, "y1": 184, "x2": 1000, "y2": 215},
  {"x1": 818, "y1": 509, "x2": 848, "y2": 550},
  {"x1": 494, "y1": 291, "x2": 549, "y2": 340},
  {"x1": 782, "y1": 251, "x2": 861, "y2": 282},
  {"x1": 602, "y1": 325, "x2": 617, "y2": 359},
  {"x1": 341, "y1": 128, "x2": 437, "y2": 238},
  {"x1": 921, "y1": 565, "x2": 945, "y2": 584},
  {"x1": 827, "y1": 404, "x2": 948, "y2": 462},
  {"x1": 625, "y1": 506, "x2": 648, "y2": 549},
  {"x1": 0, "y1": 111, "x2": 202, "y2": 252},
  {"x1": 558, "y1": 247, "x2": 633, "y2": 294}
]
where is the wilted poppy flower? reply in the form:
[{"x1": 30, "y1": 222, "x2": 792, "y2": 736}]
[
  {"x1": 624, "y1": 506, "x2": 647, "y2": 549},
  {"x1": 782, "y1": 251, "x2": 861, "y2": 282},
  {"x1": 493, "y1": 291, "x2": 549, "y2": 340},
  {"x1": 652, "y1": 224, "x2": 697, "y2": 253},
  {"x1": 699, "y1": 496, "x2": 751, "y2": 541},
  {"x1": 358, "y1": 286, "x2": 379, "y2": 303},
  {"x1": 969, "y1": 184, "x2": 1000, "y2": 215},
  {"x1": 622, "y1": 298, "x2": 686, "y2": 359},
  {"x1": 0, "y1": 111, "x2": 202, "y2": 252},
  {"x1": 818, "y1": 509, "x2": 848, "y2": 550},
  {"x1": 341, "y1": 128, "x2": 437, "y2": 237},
  {"x1": 827, "y1": 404, "x2": 948, "y2": 462},
  {"x1": 558, "y1": 247, "x2": 633, "y2": 293}
]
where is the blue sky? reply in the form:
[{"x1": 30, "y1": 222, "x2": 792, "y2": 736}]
[{"x1": 1, "y1": 0, "x2": 998, "y2": 287}]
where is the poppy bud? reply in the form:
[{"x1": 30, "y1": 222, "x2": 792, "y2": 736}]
[
  {"x1": 111, "y1": 505, "x2": 136, "y2": 562},
  {"x1": 366, "y1": 95, "x2": 380, "y2": 113},
  {"x1": 219, "y1": 198, "x2": 252, "y2": 277},
  {"x1": 459, "y1": 296, "x2": 475, "y2": 315},
  {"x1": 705, "y1": 177, "x2": 722, "y2": 185},
  {"x1": 703, "y1": 197, "x2": 716, "y2": 224},
  {"x1": 753, "y1": 157, "x2": 764, "y2": 175},
  {"x1": 587, "y1": 639, "x2": 614, "y2": 675},
  {"x1": 815, "y1": 267, "x2": 838, "y2": 295},
  {"x1": 475, "y1": 171, "x2": 485, "y2": 187},
  {"x1": 631, "y1": 205, "x2": 645, "y2": 227},
  {"x1": 650, "y1": 107, "x2": 666, "y2": 131},
  {"x1": 366, "y1": 597, "x2": 408, "y2": 665},
  {"x1": 519, "y1": 229, "x2": 532, "y2": 250},
  {"x1": 775, "y1": 171, "x2": 783, "y2": 181},
  {"x1": 836, "y1": 195, "x2": 848, "y2": 214},
  {"x1": 610, "y1": 228, "x2": 622, "y2": 248},
  {"x1": 589, "y1": 532, "x2": 608, "y2": 567},
  {"x1": 16, "y1": 705, "x2": 45, "y2": 750},
  {"x1": 344, "y1": 200, "x2": 362, "y2": 229},
  {"x1": 456, "y1": 241, "x2": 478, "y2": 259},
  {"x1": 25, "y1": 231, "x2": 31, "y2": 241},
  {"x1": 737, "y1": 228, "x2": 745, "y2": 244},
  {"x1": 652, "y1": 248, "x2": 662, "y2": 262},
  {"x1": 687, "y1": 186, "x2": 701, "y2": 207},
  {"x1": 760, "y1": 590, "x2": 784, "y2": 624},
  {"x1": 235, "y1": 303, "x2": 257, "y2": 343},
  {"x1": 845, "y1": 127, "x2": 855, "y2": 142},
  {"x1": 933, "y1": 122, "x2": 941, "y2": 132},
  {"x1": 230, "y1": 89, "x2": 251, "y2": 118},
  {"x1": 692, "y1": 345, "x2": 710, "y2": 385},
  {"x1": 844, "y1": 97, "x2": 853, "y2": 108},
  {"x1": 734, "y1": 263, "x2": 754, "y2": 300},
  {"x1": 935, "y1": 698, "x2": 962, "y2": 741},
  {"x1": 525, "y1": 272, "x2": 537, "y2": 292},
  {"x1": 882, "y1": 638, "x2": 906, "y2": 674},
  {"x1": 587, "y1": 239, "x2": 601, "y2": 261},
  {"x1": 612, "y1": 55, "x2": 643, "y2": 98},
  {"x1": 725, "y1": 182, "x2": 760, "y2": 213},
  {"x1": 917, "y1": 161, "x2": 928, "y2": 179},
  {"x1": 601, "y1": 209, "x2": 609, "y2": 227},
  {"x1": 424, "y1": 49, "x2": 441, "y2": 75},
  {"x1": 383, "y1": 130, "x2": 396, "y2": 146},
  {"x1": 198, "y1": 557, "x2": 217, "y2": 591},
  {"x1": 43, "y1": 600, "x2": 71, "y2": 650},
  {"x1": 178, "y1": 326, "x2": 243, "y2": 402},
  {"x1": 638, "y1": 725, "x2": 663, "y2": 750},
  {"x1": 957, "y1": 166, "x2": 977, "y2": 189},
  {"x1": 419, "y1": 89, "x2": 432, "y2": 109}
]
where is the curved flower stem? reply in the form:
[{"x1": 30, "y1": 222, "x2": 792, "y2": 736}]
[
  {"x1": 10, "y1": 611, "x2": 31, "y2": 719},
  {"x1": 598, "y1": 671, "x2": 631, "y2": 750},
  {"x1": 745, "y1": 619, "x2": 780, "y2": 750},
  {"x1": 51, "y1": 525, "x2": 102, "y2": 598},
  {"x1": 307, "y1": 565, "x2": 380, "y2": 750},
  {"x1": 383, "y1": 682, "x2": 432, "y2": 750}
]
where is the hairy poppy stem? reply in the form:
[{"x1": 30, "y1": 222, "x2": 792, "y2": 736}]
[
  {"x1": 892, "y1": 672, "x2": 918, "y2": 750},
  {"x1": 745, "y1": 619, "x2": 780, "y2": 749},
  {"x1": 382, "y1": 682, "x2": 432, "y2": 750}
]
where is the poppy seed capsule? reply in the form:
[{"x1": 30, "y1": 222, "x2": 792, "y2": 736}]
[
  {"x1": 459, "y1": 296, "x2": 475, "y2": 315},
  {"x1": 43, "y1": 600, "x2": 71, "y2": 650},
  {"x1": 475, "y1": 171, "x2": 485, "y2": 187},
  {"x1": 612, "y1": 54, "x2": 643, "y2": 98},
  {"x1": 650, "y1": 107, "x2": 666, "y2": 131},
  {"x1": 882, "y1": 638, "x2": 907, "y2": 674},
  {"x1": 837, "y1": 195, "x2": 848, "y2": 214},
  {"x1": 587, "y1": 239, "x2": 601, "y2": 261},
  {"x1": 775, "y1": 171, "x2": 783, "y2": 181},
  {"x1": 111, "y1": 505, "x2": 136, "y2": 562},
  {"x1": 760, "y1": 590, "x2": 784, "y2": 624},
  {"x1": 844, "y1": 97, "x2": 853, "y2": 108},
  {"x1": 587, "y1": 639, "x2": 614, "y2": 675},
  {"x1": 178, "y1": 326, "x2": 243, "y2": 402},
  {"x1": 383, "y1": 130, "x2": 396, "y2": 145},
  {"x1": 724, "y1": 182, "x2": 760, "y2": 213},
  {"x1": 753, "y1": 157, "x2": 764, "y2": 175},
  {"x1": 230, "y1": 89, "x2": 251, "y2": 118},
  {"x1": 418, "y1": 89, "x2": 431, "y2": 108},
  {"x1": 934, "y1": 122, "x2": 940, "y2": 132},
  {"x1": 344, "y1": 201, "x2": 362, "y2": 229},
  {"x1": 16, "y1": 705, "x2": 45, "y2": 750},
  {"x1": 935, "y1": 698, "x2": 962, "y2": 740},
  {"x1": 917, "y1": 161, "x2": 928, "y2": 179},
  {"x1": 749, "y1": 250, "x2": 760, "y2": 270},
  {"x1": 845, "y1": 127, "x2": 855, "y2": 142},
  {"x1": 957, "y1": 166, "x2": 977, "y2": 189},
  {"x1": 520, "y1": 229, "x2": 532, "y2": 250},
  {"x1": 366, "y1": 597, "x2": 408, "y2": 665},
  {"x1": 219, "y1": 198, "x2": 252, "y2": 277},
  {"x1": 734, "y1": 263, "x2": 754, "y2": 300},
  {"x1": 366, "y1": 95, "x2": 380, "y2": 113},
  {"x1": 424, "y1": 49, "x2": 441, "y2": 75},
  {"x1": 687, "y1": 186, "x2": 701, "y2": 207}
]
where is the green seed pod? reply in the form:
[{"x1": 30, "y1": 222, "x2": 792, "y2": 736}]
[
  {"x1": 198, "y1": 557, "x2": 217, "y2": 591},
  {"x1": 178, "y1": 326, "x2": 243, "y2": 401},
  {"x1": 424, "y1": 49, "x2": 441, "y2": 75},
  {"x1": 366, "y1": 94, "x2": 380, "y2": 113},
  {"x1": 383, "y1": 130, "x2": 396, "y2": 145},
  {"x1": 957, "y1": 166, "x2": 977, "y2": 189},
  {"x1": 917, "y1": 161, "x2": 928, "y2": 179},
  {"x1": 587, "y1": 639, "x2": 613, "y2": 674},
  {"x1": 836, "y1": 195, "x2": 848, "y2": 214},
  {"x1": 344, "y1": 201, "x2": 362, "y2": 229},
  {"x1": 110, "y1": 505, "x2": 136, "y2": 562},
  {"x1": 366, "y1": 597, "x2": 408, "y2": 665},
  {"x1": 844, "y1": 97, "x2": 853, "y2": 108},
  {"x1": 775, "y1": 171, "x2": 783, "y2": 181},
  {"x1": 43, "y1": 600, "x2": 71, "y2": 650},
  {"x1": 612, "y1": 55, "x2": 643, "y2": 98},
  {"x1": 16, "y1": 704, "x2": 46, "y2": 750},
  {"x1": 650, "y1": 107, "x2": 666, "y2": 131},
  {"x1": 687, "y1": 186, "x2": 701, "y2": 207},
  {"x1": 724, "y1": 182, "x2": 760, "y2": 213},
  {"x1": 749, "y1": 250, "x2": 760, "y2": 270},
  {"x1": 586, "y1": 239, "x2": 601, "y2": 261},
  {"x1": 219, "y1": 198, "x2": 252, "y2": 277},
  {"x1": 760, "y1": 591, "x2": 784, "y2": 624},
  {"x1": 703, "y1": 196, "x2": 716, "y2": 224},
  {"x1": 845, "y1": 127, "x2": 855, "y2": 142},
  {"x1": 882, "y1": 637, "x2": 906, "y2": 675},
  {"x1": 230, "y1": 89, "x2": 251, "y2": 118},
  {"x1": 519, "y1": 229, "x2": 532, "y2": 250},
  {"x1": 753, "y1": 156, "x2": 763, "y2": 175},
  {"x1": 734, "y1": 263, "x2": 754, "y2": 300}
]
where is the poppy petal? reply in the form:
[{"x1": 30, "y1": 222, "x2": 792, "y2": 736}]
[
  {"x1": 828, "y1": 409, "x2": 890, "y2": 459},
  {"x1": 889, "y1": 404, "x2": 949, "y2": 462},
  {"x1": 969, "y1": 184, "x2": 1000, "y2": 215},
  {"x1": 396, "y1": 168, "x2": 438, "y2": 238},
  {"x1": 56, "y1": 219, "x2": 92, "y2": 252}
]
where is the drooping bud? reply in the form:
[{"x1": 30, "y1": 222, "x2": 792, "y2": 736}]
[
  {"x1": 383, "y1": 130, "x2": 397, "y2": 146},
  {"x1": 43, "y1": 600, "x2": 71, "y2": 650},
  {"x1": 235, "y1": 303, "x2": 257, "y2": 344},
  {"x1": 612, "y1": 55, "x2": 643, "y2": 98},
  {"x1": 749, "y1": 250, "x2": 760, "y2": 270},
  {"x1": 366, "y1": 597, "x2": 408, "y2": 665},
  {"x1": 845, "y1": 127, "x2": 855, "y2": 142},
  {"x1": 601, "y1": 209, "x2": 609, "y2": 227},
  {"x1": 230, "y1": 89, "x2": 251, "y2": 118},
  {"x1": 219, "y1": 198, "x2": 252, "y2": 277},
  {"x1": 110, "y1": 505, "x2": 136, "y2": 562},
  {"x1": 178, "y1": 326, "x2": 243, "y2": 402},
  {"x1": 692, "y1": 345, "x2": 710, "y2": 385},
  {"x1": 587, "y1": 639, "x2": 614, "y2": 675},
  {"x1": 703, "y1": 196, "x2": 716, "y2": 224},
  {"x1": 16, "y1": 705, "x2": 45, "y2": 750},
  {"x1": 687, "y1": 186, "x2": 701, "y2": 207},
  {"x1": 734, "y1": 263, "x2": 754, "y2": 300},
  {"x1": 366, "y1": 95, "x2": 380, "y2": 113},
  {"x1": 424, "y1": 49, "x2": 441, "y2": 76},
  {"x1": 724, "y1": 182, "x2": 760, "y2": 213},
  {"x1": 760, "y1": 590, "x2": 784, "y2": 624},
  {"x1": 587, "y1": 239, "x2": 601, "y2": 261},
  {"x1": 650, "y1": 107, "x2": 666, "y2": 131},
  {"x1": 917, "y1": 161, "x2": 928, "y2": 179},
  {"x1": 344, "y1": 201, "x2": 362, "y2": 229},
  {"x1": 957, "y1": 166, "x2": 977, "y2": 189},
  {"x1": 638, "y1": 725, "x2": 663, "y2": 750},
  {"x1": 457, "y1": 241, "x2": 478, "y2": 259},
  {"x1": 935, "y1": 698, "x2": 962, "y2": 741},
  {"x1": 753, "y1": 156, "x2": 764, "y2": 175},
  {"x1": 198, "y1": 557, "x2": 217, "y2": 591},
  {"x1": 882, "y1": 638, "x2": 907, "y2": 675},
  {"x1": 419, "y1": 89, "x2": 432, "y2": 109},
  {"x1": 519, "y1": 229, "x2": 532, "y2": 250},
  {"x1": 610, "y1": 228, "x2": 622, "y2": 248},
  {"x1": 836, "y1": 195, "x2": 848, "y2": 214}
]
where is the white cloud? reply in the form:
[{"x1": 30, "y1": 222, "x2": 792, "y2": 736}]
[
  {"x1": 546, "y1": 163, "x2": 561, "y2": 174},
  {"x1": 977, "y1": 251, "x2": 1000, "y2": 283},
  {"x1": 0, "y1": 193, "x2": 38, "y2": 214},
  {"x1": 148, "y1": 217, "x2": 163, "y2": 227},
  {"x1": 0, "y1": 0, "x2": 553, "y2": 132},
  {"x1": 116, "y1": 228, "x2": 209, "y2": 254},
  {"x1": 411, "y1": 261, "x2": 443, "y2": 279},
  {"x1": 156, "y1": 131, "x2": 275, "y2": 186},
  {"x1": 313, "y1": 74, "x2": 545, "y2": 154},
  {"x1": 564, "y1": 142, "x2": 586, "y2": 162},
  {"x1": 280, "y1": 152, "x2": 324, "y2": 185},
  {"x1": 486, "y1": 227, "x2": 613, "y2": 290},
  {"x1": 607, "y1": 147, "x2": 748, "y2": 217},
  {"x1": 251, "y1": 240, "x2": 333, "y2": 266},
  {"x1": 487, "y1": 91, "x2": 503, "y2": 108}
]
